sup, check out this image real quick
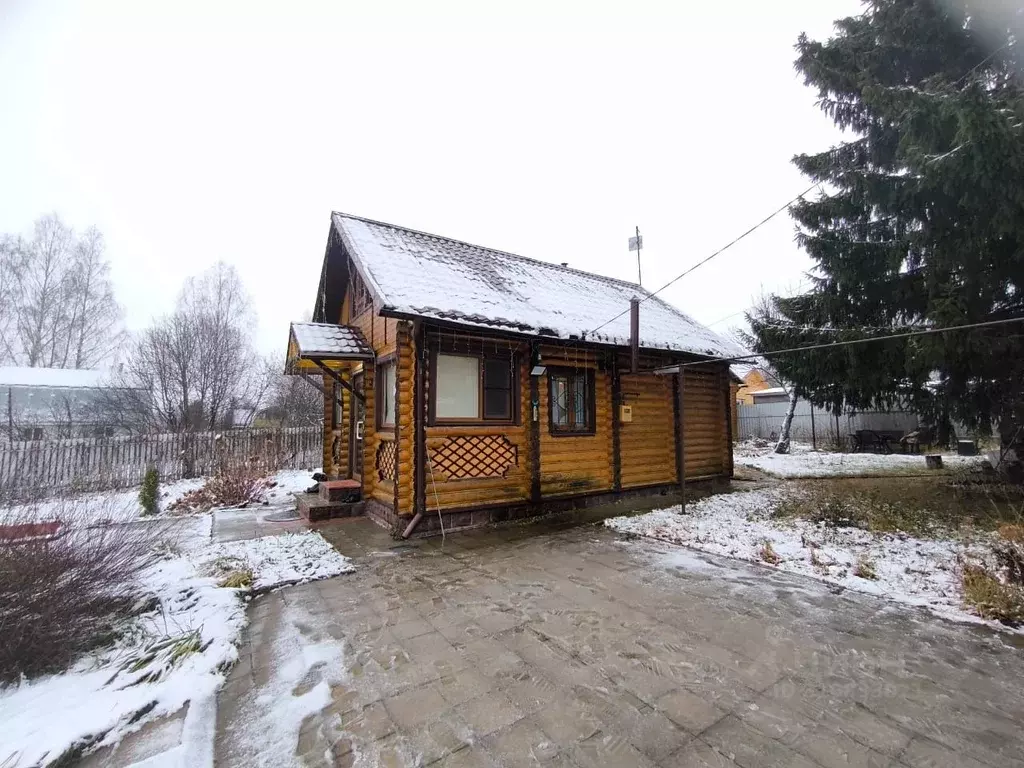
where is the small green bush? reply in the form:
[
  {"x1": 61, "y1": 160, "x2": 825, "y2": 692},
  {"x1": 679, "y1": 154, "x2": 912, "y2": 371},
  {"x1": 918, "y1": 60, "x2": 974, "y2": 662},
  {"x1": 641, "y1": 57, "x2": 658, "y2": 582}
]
[{"x1": 139, "y1": 466, "x2": 160, "y2": 517}]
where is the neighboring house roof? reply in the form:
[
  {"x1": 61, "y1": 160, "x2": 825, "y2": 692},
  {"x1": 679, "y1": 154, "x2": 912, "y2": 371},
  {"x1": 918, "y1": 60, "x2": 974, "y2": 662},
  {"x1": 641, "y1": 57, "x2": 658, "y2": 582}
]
[
  {"x1": 0, "y1": 367, "x2": 111, "y2": 389},
  {"x1": 330, "y1": 213, "x2": 744, "y2": 359},
  {"x1": 290, "y1": 322, "x2": 375, "y2": 360},
  {"x1": 752, "y1": 386, "x2": 788, "y2": 398},
  {"x1": 730, "y1": 363, "x2": 757, "y2": 381}
]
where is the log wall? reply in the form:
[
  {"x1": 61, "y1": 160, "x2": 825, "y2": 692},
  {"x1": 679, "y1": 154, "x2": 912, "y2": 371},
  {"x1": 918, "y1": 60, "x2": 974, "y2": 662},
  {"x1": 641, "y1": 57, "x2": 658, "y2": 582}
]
[
  {"x1": 682, "y1": 367, "x2": 730, "y2": 478},
  {"x1": 420, "y1": 336, "x2": 531, "y2": 511},
  {"x1": 620, "y1": 373, "x2": 677, "y2": 488},
  {"x1": 537, "y1": 347, "x2": 613, "y2": 497}
]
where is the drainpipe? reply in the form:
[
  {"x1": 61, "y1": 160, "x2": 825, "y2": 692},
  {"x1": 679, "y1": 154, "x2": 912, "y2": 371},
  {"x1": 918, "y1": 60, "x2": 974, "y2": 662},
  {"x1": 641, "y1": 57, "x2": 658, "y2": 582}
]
[{"x1": 402, "y1": 511, "x2": 423, "y2": 539}]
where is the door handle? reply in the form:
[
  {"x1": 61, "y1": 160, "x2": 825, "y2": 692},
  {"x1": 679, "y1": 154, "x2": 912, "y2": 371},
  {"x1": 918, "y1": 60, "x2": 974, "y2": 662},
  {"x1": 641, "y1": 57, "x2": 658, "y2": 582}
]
[{"x1": 356, "y1": 420, "x2": 364, "y2": 440}]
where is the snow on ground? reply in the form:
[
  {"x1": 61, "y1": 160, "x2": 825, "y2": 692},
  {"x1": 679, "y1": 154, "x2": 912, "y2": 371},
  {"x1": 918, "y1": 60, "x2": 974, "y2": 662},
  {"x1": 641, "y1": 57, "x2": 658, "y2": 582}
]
[
  {"x1": 1, "y1": 468, "x2": 320, "y2": 524},
  {"x1": 736, "y1": 446, "x2": 985, "y2": 478},
  {"x1": 0, "y1": 511, "x2": 352, "y2": 767},
  {"x1": 205, "y1": 531, "x2": 355, "y2": 591},
  {"x1": 606, "y1": 488, "x2": 1007, "y2": 633},
  {"x1": 222, "y1": 603, "x2": 347, "y2": 768}
]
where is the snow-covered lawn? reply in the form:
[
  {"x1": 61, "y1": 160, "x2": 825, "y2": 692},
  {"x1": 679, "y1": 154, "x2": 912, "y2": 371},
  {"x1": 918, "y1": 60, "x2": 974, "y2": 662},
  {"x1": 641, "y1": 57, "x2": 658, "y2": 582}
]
[
  {"x1": 1, "y1": 468, "x2": 317, "y2": 524},
  {"x1": 0, "y1": 471, "x2": 350, "y2": 768},
  {"x1": 606, "y1": 488, "x2": 1010, "y2": 634},
  {"x1": 736, "y1": 444, "x2": 986, "y2": 478}
]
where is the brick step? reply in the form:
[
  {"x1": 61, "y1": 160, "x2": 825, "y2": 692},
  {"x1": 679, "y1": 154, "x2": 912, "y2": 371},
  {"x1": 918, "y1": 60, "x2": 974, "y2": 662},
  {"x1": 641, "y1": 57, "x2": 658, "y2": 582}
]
[
  {"x1": 296, "y1": 493, "x2": 365, "y2": 523},
  {"x1": 318, "y1": 479, "x2": 362, "y2": 503}
]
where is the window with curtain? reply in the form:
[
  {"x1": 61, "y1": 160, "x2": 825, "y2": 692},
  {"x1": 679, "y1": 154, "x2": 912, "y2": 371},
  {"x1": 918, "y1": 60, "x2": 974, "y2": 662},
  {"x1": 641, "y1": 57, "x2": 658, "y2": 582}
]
[
  {"x1": 378, "y1": 361, "x2": 397, "y2": 427},
  {"x1": 433, "y1": 352, "x2": 516, "y2": 422},
  {"x1": 549, "y1": 369, "x2": 593, "y2": 434}
]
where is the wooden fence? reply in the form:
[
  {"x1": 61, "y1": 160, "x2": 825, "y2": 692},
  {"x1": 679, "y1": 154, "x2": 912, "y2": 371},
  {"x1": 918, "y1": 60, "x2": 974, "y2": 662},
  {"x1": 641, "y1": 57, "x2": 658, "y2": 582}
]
[{"x1": 0, "y1": 426, "x2": 323, "y2": 501}]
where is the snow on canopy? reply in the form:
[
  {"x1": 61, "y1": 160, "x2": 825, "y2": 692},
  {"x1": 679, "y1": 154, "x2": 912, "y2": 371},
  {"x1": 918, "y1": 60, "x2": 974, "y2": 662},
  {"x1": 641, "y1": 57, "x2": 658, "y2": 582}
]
[
  {"x1": 0, "y1": 367, "x2": 111, "y2": 389},
  {"x1": 332, "y1": 213, "x2": 744, "y2": 359}
]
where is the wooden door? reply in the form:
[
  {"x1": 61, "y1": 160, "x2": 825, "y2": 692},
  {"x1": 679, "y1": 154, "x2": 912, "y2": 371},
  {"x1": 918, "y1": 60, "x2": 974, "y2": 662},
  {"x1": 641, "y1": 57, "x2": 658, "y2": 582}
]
[{"x1": 349, "y1": 373, "x2": 365, "y2": 479}]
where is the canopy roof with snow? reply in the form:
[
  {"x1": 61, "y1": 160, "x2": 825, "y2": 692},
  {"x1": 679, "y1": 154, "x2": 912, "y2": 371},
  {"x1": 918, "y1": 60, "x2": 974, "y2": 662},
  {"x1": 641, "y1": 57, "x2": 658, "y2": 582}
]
[{"x1": 325, "y1": 213, "x2": 743, "y2": 359}]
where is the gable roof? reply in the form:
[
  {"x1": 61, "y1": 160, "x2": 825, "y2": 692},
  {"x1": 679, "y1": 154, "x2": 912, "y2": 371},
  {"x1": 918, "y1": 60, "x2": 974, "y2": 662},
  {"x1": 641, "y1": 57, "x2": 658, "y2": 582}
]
[
  {"x1": 330, "y1": 213, "x2": 742, "y2": 359},
  {"x1": 0, "y1": 367, "x2": 111, "y2": 389}
]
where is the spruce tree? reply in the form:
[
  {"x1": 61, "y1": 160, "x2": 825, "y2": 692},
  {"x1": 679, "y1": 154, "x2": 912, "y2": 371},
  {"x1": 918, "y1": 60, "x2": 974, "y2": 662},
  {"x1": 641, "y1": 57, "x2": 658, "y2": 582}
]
[
  {"x1": 139, "y1": 465, "x2": 160, "y2": 517},
  {"x1": 748, "y1": 0, "x2": 1024, "y2": 469}
]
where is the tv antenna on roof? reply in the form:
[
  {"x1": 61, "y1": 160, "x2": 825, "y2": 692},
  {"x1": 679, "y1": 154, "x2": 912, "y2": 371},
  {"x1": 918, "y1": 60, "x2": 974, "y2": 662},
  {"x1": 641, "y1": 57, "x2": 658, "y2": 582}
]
[{"x1": 628, "y1": 226, "x2": 643, "y2": 286}]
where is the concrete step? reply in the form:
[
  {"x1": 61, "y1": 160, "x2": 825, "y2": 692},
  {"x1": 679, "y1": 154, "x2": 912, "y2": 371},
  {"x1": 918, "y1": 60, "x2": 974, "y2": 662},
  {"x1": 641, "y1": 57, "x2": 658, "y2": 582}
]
[
  {"x1": 318, "y1": 479, "x2": 362, "y2": 503},
  {"x1": 296, "y1": 493, "x2": 364, "y2": 522}
]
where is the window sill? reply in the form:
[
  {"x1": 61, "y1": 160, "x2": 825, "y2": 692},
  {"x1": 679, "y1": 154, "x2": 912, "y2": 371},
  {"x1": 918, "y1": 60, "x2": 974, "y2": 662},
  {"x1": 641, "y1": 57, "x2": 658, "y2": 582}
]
[
  {"x1": 548, "y1": 429, "x2": 597, "y2": 437},
  {"x1": 430, "y1": 420, "x2": 519, "y2": 428}
]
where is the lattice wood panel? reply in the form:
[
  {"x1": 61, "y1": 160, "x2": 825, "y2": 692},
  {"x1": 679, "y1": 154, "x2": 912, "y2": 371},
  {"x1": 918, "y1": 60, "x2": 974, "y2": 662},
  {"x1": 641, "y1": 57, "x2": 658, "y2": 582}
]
[
  {"x1": 429, "y1": 435, "x2": 518, "y2": 481},
  {"x1": 376, "y1": 439, "x2": 397, "y2": 481}
]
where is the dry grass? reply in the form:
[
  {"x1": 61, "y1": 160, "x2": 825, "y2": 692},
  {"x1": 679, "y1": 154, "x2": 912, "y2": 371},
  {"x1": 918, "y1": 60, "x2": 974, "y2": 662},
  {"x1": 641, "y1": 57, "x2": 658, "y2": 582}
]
[
  {"x1": 962, "y1": 564, "x2": 1024, "y2": 625},
  {"x1": 853, "y1": 558, "x2": 878, "y2": 580},
  {"x1": 0, "y1": 499, "x2": 170, "y2": 686},
  {"x1": 771, "y1": 471, "x2": 1024, "y2": 538},
  {"x1": 758, "y1": 540, "x2": 781, "y2": 565},
  {"x1": 219, "y1": 569, "x2": 254, "y2": 589}
]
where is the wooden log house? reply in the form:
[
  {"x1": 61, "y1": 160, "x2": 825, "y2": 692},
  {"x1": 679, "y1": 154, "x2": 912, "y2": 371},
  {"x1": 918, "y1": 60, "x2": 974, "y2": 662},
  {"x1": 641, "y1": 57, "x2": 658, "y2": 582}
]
[{"x1": 285, "y1": 213, "x2": 740, "y2": 535}]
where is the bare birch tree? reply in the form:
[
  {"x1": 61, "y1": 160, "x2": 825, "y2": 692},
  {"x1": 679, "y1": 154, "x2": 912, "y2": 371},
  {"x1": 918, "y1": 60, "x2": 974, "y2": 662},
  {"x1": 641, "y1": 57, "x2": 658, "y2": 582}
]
[
  {"x1": 0, "y1": 215, "x2": 124, "y2": 369},
  {"x1": 97, "y1": 262, "x2": 263, "y2": 435},
  {"x1": 0, "y1": 235, "x2": 24, "y2": 365}
]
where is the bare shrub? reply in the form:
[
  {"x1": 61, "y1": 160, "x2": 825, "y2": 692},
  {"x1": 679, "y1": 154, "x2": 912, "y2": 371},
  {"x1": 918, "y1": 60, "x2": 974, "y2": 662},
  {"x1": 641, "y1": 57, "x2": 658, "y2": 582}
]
[
  {"x1": 168, "y1": 460, "x2": 272, "y2": 514},
  {"x1": 0, "y1": 499, "x2": 170, "y2": 686}
]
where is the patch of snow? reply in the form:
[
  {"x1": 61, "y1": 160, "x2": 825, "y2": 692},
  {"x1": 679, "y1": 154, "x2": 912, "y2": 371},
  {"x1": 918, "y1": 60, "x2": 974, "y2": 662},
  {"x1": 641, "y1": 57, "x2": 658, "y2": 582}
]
[
  {"x1": 205, "y1": 531, "x2": 355, "y2": 590},
  {"x1": 0, "y1": 519, "x2": 353, "y2": 767},
  {"x1": 606, "y1": 489, "x2": 1011, "y2": 634},
  {"x1": 0, "y1": 468, "x2": 319, "y2": 524},
  {"x1": 223, "y1": 604, "x2": 346, "y2": 768},
  {"x1": 737, "y1": 450, "x2": 985, "y2": 478}
]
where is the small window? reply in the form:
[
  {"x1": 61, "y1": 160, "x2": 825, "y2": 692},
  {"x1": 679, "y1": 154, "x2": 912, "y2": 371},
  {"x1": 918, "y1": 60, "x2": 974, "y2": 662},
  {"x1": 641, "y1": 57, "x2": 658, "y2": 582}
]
[
  {"x1": 549, "y1": 369, "x2": 594, "y2": 434},
  {"x1": 436, "y1": 354, "x2": 479, "y2": 419},
  {"x1": 432, "y1": 351, "x2": 518, "y2": 423},
  {"x1": 483, "y1": 358, "x2": 513, "y2": 420},
  {"x1": 378, "y1": 361, "x2": 397, "y2": 427}
]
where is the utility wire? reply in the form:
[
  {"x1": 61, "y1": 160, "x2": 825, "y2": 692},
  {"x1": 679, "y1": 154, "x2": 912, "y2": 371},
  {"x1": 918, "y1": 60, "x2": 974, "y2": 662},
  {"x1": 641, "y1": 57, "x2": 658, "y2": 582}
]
[
  {"x1": 680, "y1": 316, "x2": 1024, "y2": 368},
  {"x1": 587, "y1": 182, "x2": 821, "y2": 338}
]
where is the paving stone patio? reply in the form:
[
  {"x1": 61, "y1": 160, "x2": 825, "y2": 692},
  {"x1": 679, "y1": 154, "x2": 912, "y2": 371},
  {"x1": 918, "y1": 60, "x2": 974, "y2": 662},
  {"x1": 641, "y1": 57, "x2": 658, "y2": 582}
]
[{"x1": 215, "y1": 517, "x2": 1024, "y2": 768}]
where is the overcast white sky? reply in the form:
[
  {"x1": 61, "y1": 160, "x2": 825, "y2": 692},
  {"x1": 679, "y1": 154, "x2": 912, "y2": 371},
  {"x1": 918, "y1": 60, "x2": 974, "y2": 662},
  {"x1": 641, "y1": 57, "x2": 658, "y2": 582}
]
[{"x1": 0, "y1": 0, "x2": 862, "y2": 358}]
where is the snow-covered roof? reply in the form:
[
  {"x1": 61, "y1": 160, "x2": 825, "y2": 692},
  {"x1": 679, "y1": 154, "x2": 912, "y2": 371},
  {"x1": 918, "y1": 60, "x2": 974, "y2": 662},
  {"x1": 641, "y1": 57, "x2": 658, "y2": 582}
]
[
  {"x1": 331, "y1": 213, "x2": 744, "y2": 359},
  {"x1": 752, "y1": 386, "x2": 788, "y2": 398},
  {"x1": 0, "y1": 367, "x2": 111, "y2": 389},
  {"x1": 290, "y1": 322, "x2": 374, "y2": 359}
]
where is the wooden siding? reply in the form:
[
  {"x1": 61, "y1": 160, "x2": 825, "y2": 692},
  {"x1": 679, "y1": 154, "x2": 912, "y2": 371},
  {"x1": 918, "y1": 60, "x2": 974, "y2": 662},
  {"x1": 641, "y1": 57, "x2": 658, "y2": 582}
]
[
  {"x1": 537, "y1": 347, "x2": 613, "y2": 497},
  {"x1": 420, "y1": 337, "x2": 531, "y2": 511},
  {"x1": 322, "y1": 378, "x2": 349, "y2": 477},
  {"x1": 682, "y1": 367, "x2": 730, "y2": 478},
  {"x1": 395, "y1": 322, "x2": 415, "y2": 515},
  {"x1": 620, "y1": 373, "x2": 677, "y2": 488}
]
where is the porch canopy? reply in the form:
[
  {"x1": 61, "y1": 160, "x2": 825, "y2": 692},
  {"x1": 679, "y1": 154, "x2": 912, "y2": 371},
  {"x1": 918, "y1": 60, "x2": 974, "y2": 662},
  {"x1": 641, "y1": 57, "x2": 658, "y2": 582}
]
[{"x1": 284, "y1": 322, "x2": 374, "y2": 374}]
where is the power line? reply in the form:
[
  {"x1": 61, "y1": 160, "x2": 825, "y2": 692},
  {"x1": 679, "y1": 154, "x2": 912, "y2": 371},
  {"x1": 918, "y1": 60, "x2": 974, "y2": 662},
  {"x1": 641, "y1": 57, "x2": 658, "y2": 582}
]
[
  {"x1": 587, "y1": 182, "x2": 821, "y2": 339},
  {"x1": 681, "y1": 316, "x2": 1024, "y2": 368}
]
